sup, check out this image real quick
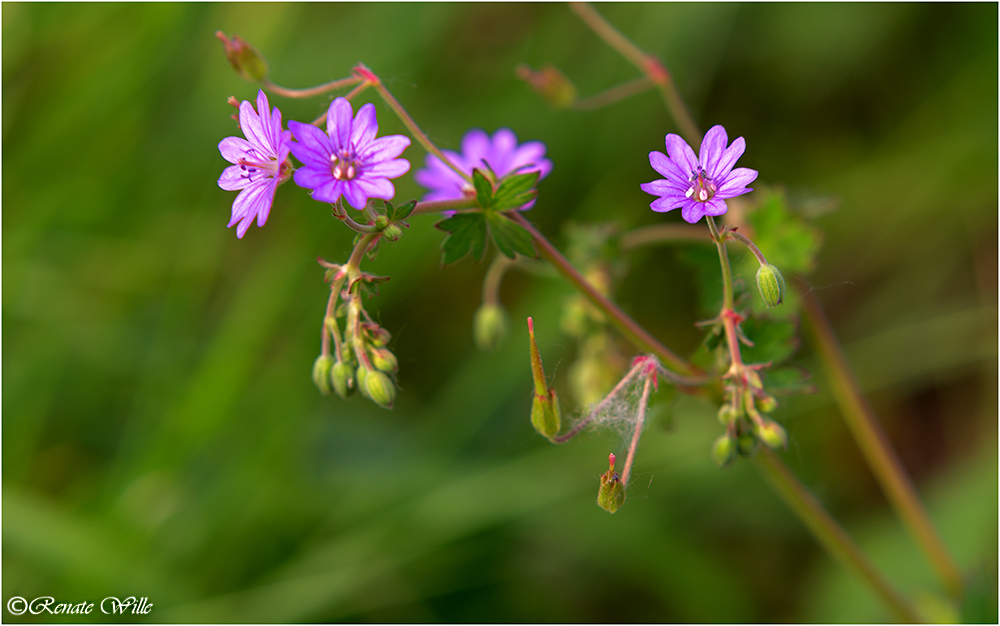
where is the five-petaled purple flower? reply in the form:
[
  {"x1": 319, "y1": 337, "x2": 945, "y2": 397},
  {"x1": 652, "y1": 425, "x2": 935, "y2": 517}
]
[
  {"x1": 641, "y1": 125, "x2": 757, "y2": 224},
  {"x1": 218, "y1": 90, "x2": 293, "y2": 238},
  {"x1": 414, "y1": 128, "x2": 552, "y2": 210},
  {"x1": 288, "y1": 98, "x2": 411, "y2": 210}
]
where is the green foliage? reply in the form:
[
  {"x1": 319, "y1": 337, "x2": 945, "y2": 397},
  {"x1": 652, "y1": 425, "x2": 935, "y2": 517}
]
[
  {"x1": 739, "y1": 317, "x2": 799, "y2": 366},
  {"x1": 436, "y1": 213, "x2": 488, "y2": 264},
  {"x1": 486, "y1": 211, "x2": 536, "y2": 259}
]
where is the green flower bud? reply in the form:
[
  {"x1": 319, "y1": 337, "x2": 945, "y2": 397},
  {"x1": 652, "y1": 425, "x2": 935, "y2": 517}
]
[
  {"x1": 597, "y1": 453, "x2": 626, "y2": 513},
  {"x1": 516, "y1": 63, "x2": 578, "y2": 110},
  {"x1": 331, "y1": 361, "x2": 355, "y2": 399},
  {"x1": 531, "y1": 389, "x2": 561, "y2": 441},
  {"x1": 382, "y1": 223, "x2": 403, "y2": 242},
  {"x1": 757, "y1": 394, "x2": 778, "y2": 414},
  {"x1": 755, "y1": 419, "x2": 788, "y2": 450},
  {"x1": 711, "y1": 433, "x2": 737, "y2": 468},
  {"x1": 359, "y1": 368, "x2": 395, "y2": 409},
  {"x1": 312, "y1": 355, "x2": 334, "y2": 395},
  {"x1": 370, "y1": 347, "x2": 398, "y2": 373},
  {"x1": 473, "y1": 304, "x2": 508, "y2": 351},
  {"x1": 362, "y1": 323, "x2": 391, "y2": 348},
  {"x1": 737, "y1": 432, "x2": 758, "y2": 457},
  {"x1": 374, "y1": 215, "x2": 389, "y2": 230},
  {"x1": 215, "y1": 32, "x2": 269, "y2": 82},
  {"x1": 717, "y1": 403, "x2": 739, "y2": 425},
  {"x1": 756, "y1": 264, "x2": 786, "y2": 308}
]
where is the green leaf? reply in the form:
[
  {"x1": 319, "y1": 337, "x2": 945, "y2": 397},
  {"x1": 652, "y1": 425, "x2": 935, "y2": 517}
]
[
  {"x1": 493, "y1": 171, "x2": 539, "y2": 211},
  {"x1": 762, "y1": 366, "x2": 815, "y2": 396},
  {"x1": 393, "y1": 200, "x2": 417, "y2": 220},
  {"x1": 486, "y1": 212, "x2": 536, "y2": 259},
  {"x1": 382, "y1": 200, "x2": 395, "y2": 219},
  {"x1": 436, "y1": 213, "x2": 488, "y2": 266},
  {"x1": 472, "y1": 169, "x2": 494, "y2": 210},
  {"x1": 747, "y1": 189, "x2": 823, "y2": 275},
  {"x1": 739, "y1": 317, "x2": 799, "y2": 366}
]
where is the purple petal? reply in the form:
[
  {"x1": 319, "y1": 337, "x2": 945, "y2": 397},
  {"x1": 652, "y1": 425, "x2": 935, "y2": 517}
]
[
  {"x1": 327, "y1": 98, "x2": 354, "y2": 150},
  {"x1": 256, "y1": 181, "x2": 277, "y2": 226},
  {"x1": 351, "y1": 103, "x2": 378, "y2": 150},
  {"x1": 219, "y1": 136, "x2": 253, "y2": 164},
  {"x1": 650, "y1": 196, "x2": 686, "y2": 213},
  {"x1": 460, "y1": 129, "x2": 491, "y2": 167},
  {"x1": 312, "y1": 179, "x2": 344, "y2": 204},
  {"x1": 219, "y1": 164, "x2": 250, "y2": 191},
  {"x1": 699, "y1": 125, "x2": 727, "y2": 177},
  {"x1": 342, "y1": 182, "x2": 368, "y2": 210},
  {"x1": 714, "y1": 136, "x2": 745, "y2": 180},
  {"x1": 489, "y1": 128, "x2": 519, "y2": 173},
  {"x1": 366, "y1": 157, "x2": 410, "y2": 179},
  {"x1": 268, "y1": 105, "x2": 286, "y2": 154},
  {"x1": 236, "y1": 213, "x2": 255, "y2": 239},
  {"x1": 360, "y1": 134, "x2": 410, "y2": 163},
  {"x1": 293, "y1": 166, "x2": 332, "y2": 191},
  {"x1": 664, "y1": 134, "x2": 698, "y2": 176},
  {"x1": 716, "y1": 167, "x2": 758, "y2": 196},
  {"x1": 256, "y1": 90, "x2": 275, "y2": 149},
  {"x1": 289, "y1": 121, "x2": 332, "y2": 167},
  {"x1": 649, "y1": 151, "x2": 688, "y2": 184},
  {"x1": 355, "y1": 177, "x2": 395, "y2": 200},
  {"x1": 680, "y1": 200, "x2": 705, "y2": 224},
  {"x1": 229, "y1": 182, "x2": 269, "y2": 229},
  {"x1": 640, "y1": 179, "x2": 686, "y2": 196},
  {"x1": 239, "y1": 99, "x2": 269, "y2": 152},
  {"x1": 703, "y1": 198, "x2": 728, "y2": 217}
]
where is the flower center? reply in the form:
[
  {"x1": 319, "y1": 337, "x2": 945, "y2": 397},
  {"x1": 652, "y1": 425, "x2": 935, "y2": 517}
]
[
  {"x1": 685, "y1": 168, "x2": 716, "y2": 203},
  {"x1": 330, "y1": 149, "x2": 359, "y2": 181},
  {"x1": 237, "y1": 148, "x2": 281, "y2": 183}
]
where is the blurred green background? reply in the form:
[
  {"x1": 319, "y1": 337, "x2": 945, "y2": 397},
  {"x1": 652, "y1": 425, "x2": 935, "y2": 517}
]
[{"x1": 3, "y1": 3, "x2": 996, "y2": 622}]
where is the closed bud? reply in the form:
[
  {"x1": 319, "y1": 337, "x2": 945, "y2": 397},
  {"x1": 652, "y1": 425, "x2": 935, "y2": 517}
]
[
  {"x1": 215, "y1": 32, "x2": 269, "y2": 82},
  {"x1": 717, "y1": 403, "x2": 739, "y2": 425},
  {"x1": 711, "y1": 433, "x2": 737, "y2": 468},
  {"x1": 516, "y1": 63, "x2": 578, "y2": 110},
  {"x1": 531, "y1": 389, "x2": 561, "y2": 441},
  {"x1": 737, "y1": 432, "x2": 758, "y2": 457},
  {"x1": 331, "y1": 361, "x2": 355, "y2": 399},
  {"x1": 597, "y1": 454, "x2": 626, "y2": 513},
  {"x1": 382, "y1": 223, "x2": 403, "y2": 242},
  {"x1": 370, "y1": 347, "x2": 398, "y2": 373},
  {"x1": 757, "y1": 394, "x2": 778, "y2": 414},
  {"x1": 312, "y1": 355, "x2": 334, "y2": 395},
  {"x1": 474, "y1": 304, "x2": 508, "y2": 351},
  {"x1": 359, "y1": 367, "x2": 396, "y2": 409},
  {"x1": 362, "y1": 322, "x2": 391, "y2": 347},
  {"x1": 755, "y1": 419, "x2": 788, "y2": 450},
  {"x1": 374, "y1": 215, "x2": 389, "y2": 230},
  {"x1": 756, "y1": 264, "x2": 786, "y2": 308}
]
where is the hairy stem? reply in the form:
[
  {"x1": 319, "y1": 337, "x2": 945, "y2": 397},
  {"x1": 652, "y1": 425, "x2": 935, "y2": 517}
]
[
  {"x1": 569, "y1": 2, "x2": 700, "y2": 145},
  {"x1": 620, "y1": 374, "x2": 653, "y2": 486},
  {"x1": 552, "y1": 360, "x2": 645, "y2": 444},
  {"x1": 509, "y1": 212, "x2": 699, "y2": 377},
  {"x1": 798, "y1": 287, "x2": 964, "y2": 600},
  {"x1": 755, "y1": 448, "x2": 924, "y2": 623},
  {"x1": 725, "y1": 230, "x2": 768, "y2": 266},
  {"x1": 482, "y1": 255, "x2": 515, "y2": 306},
  {"x1": 262, "y1": 75, "x2": 363, "y2": 99},
  {"x1": 706, "y1": 216, "x2": 734, "y2": 310},
  {"x1": 574, "y1": 76, "x2": 655, "y2": 111},
  {"x1": 409, "y1": 197, "x2": 479, "y2": 217}
]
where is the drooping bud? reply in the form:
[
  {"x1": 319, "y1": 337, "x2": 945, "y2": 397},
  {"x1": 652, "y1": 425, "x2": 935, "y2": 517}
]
[
  {"x1": 757, "y1": 393, "x2": 778, "y2": 414},
  {"x1": 711, "y1": 433, "x2": 737, "y2": 468},
  {"x1": 382, "y1": 224, "x2": 403, "y2": 242},
  {"x1": 362, "y1": 322, "x2": 391, "y2": 348},
  {"x1": 717, "y1": 403, "x2": 739, "y2": 425},
  {"x1": 755, "y1": 419, "x2": 788, "y2": 450},
  {"x1": 374, "y1": 215, "x2": 389, "y2": 230},
  {"x1": 737, "y1": 432, "x2": 758, "y2": 457},
  {"x1": 370, "y1": 347, "x2": 398, "y2": 373},
  {"x1": 359, "y1": 367, "x2": 396, "y2": 409},
  {"x1": 516, "y1": 64, "x2": 578, "y2": 110},
  {"x1": 215, "y1": 32, "x2": 269, "y2": 82},
  {"x1": 755, "y1": 264, "x2": 786, "y2": 308},
  {"x1": 312, "y1": 355, "x2": 334, "y2": 395},
  {"x1": 331, "y1": 361, "x2": 355, "y2": 399},
  {"x1": 474, "y1": 304, "x2": 508, "y2": 351},
  {"x1": 597, "y1": 453, "x2": 626, "y2": 513},
  {"x1": 527, "y1": 317, "x2": 561, "y2": 440}
]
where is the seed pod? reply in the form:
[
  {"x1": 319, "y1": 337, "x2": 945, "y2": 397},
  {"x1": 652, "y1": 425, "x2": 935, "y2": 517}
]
[
  {"x1": 711, "y1": 433, "x2": 737, "y2": 468},
  {"x1": 215, "y1": 32, "x2": 269, "y2": 82},
  {"x1": 597, "y1": 453, "x2": 626, "y2": 513},
  {"x1": 331, "y1": 361, "x2": 355, "y2": 399},
  {"x1": 382, "y1": 224, "x2": 403, "y2": 242},
  {"x1": 370, "y1": 347, "x2": 398, "y2": 373},
  {"x1": 755, "y1": 419, "x2": 788, "y2": 450},
  {"x1": 312, "y1": 355, "x2": 334, "y2": 395},
  {"x1": 360, "y1": 368, "x2": 396, "y2": 409}
]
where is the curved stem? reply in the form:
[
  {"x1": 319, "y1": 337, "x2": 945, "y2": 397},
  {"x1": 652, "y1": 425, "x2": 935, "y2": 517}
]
[
  {"x1": 755, "y1": 448, "x2": 924, "y2": 623},
  {"x1": 620, "y1": 375, "x2": 653, "y2": 486},
  {"x1": 574, "y1": 76, "x2": 655, "y2": 111},
  {"x1": 553, "y1": 360, "x2": 646, "y2": 444},
  {"x1": 569, "y1": 2, "x2": 700, "y2": 145},
  {"x1": 726, "y1": 230, "x2": 768, "y2": 266},
  {"x1": 509, "y1": 212, "x2": 699, "y2": 377},
  {"x1": 706, "y1": 216, "x2": 734, "y2": 310},
  {"x1": 409, "y1": 197, "x2": 479, "y2": 217},
  {"x1": 355, "y1": 64, "x2": 471, "y2": 184},
  {"x1": 338, "y1": 211, "x2": 382, "y2": 234},
  {"x1": 262, "y1": 75, "x2": 362, "y2": 99},
  {"x1": 346, "y1": 232, "x2": 381, "y2": 272},
  {"x1": 482, "y1": 254, "x2": 515, "y2": 306},
  {"x1": 798, "y1": 286, "x2": 964, "y2": 600}
]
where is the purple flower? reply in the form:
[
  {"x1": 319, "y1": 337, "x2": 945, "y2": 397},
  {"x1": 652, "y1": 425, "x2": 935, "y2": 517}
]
[
  {"x1": 288, "y1": 98, "x2": 411, "y2": 210},
  {"x1": 414, "y1": 128, "x2": 552, "y2": 210},
  {"x1": 218, "y1": 90, "x2": 292, "y2": 238},
  {"x1": 640, "y1": 125, "x2": 758, "y2": 224}
]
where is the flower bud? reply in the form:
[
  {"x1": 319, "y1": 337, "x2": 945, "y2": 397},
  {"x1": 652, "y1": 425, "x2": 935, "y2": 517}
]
[
  {"x1": 757, "y1": 394, "x2": 778, "y2": 414},
  {"x1": 717, "y1": 403, "x2": 739, "y2": 425},
  {"x1": 362, "y1": 322, "x2": 391, "y2": 348},
  {"x1": 374, "y1": 215, "x2": 389, "y2": 230},
  {"x1": 359, "y1": 367, "x2": 395, "y2": 409},
  {"x1": 597, "y1": 453, "x2": 626, "y2": 513},
  {"x1": 215, "y1": 32, "x2": 269, "y2": 82},
  {"x1": 370, "y1": 347, "x2": 398, "y2": 373},
  {"x1": 312, "y1": 355, "x2": 334, "y2": 395},
  {"x1": 755, "y1": 419, "x2": 788, "y2": 450},
  {"x1": 474, "y1": 304, "x2": 508, "y2": 351},
  {"x1": 382, "y1": 223, "x2": 403, "y2": 242},
  {"x1": 711, "y1": 433, "x2": 736, "y2": 468},
  {"x1": 756, "y1": 264, "x2": 786, "y2": 308},
  {"x1": 737, "y1": 432, "x2": 758, "y2": 457},
  {"x1": 331, "y1": 361, "x2": 355, "y2": 399},
  {"x1": 516, "y1": 63, "x2": 578, "y2": 110}
]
